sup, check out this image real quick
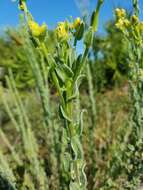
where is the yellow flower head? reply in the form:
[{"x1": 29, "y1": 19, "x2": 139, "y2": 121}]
[
  {"x1": 19, "y1": 3, "x2": 25, "y2": 11},
  {"x1": 115, "y1": 17, "x2": 130, "y2": 31},
  {"x1": 131, "y1": 15, "x2": 139, "y2": 24},
  {"x1": 28, "y1": 21, "x2": 47, "y2": 38},
  {"x1": 73, "y1": 17, "x2": 82, "y2": 29},
  {"x1": 124, "y1": 19, "x2": 130, "y2": 27},
  {"x1": 56, "y1": 22, "x2": 68, "y2": 40},
  {"x1": 19, "y1": 0, "x2": 26, "y2": 11},
  {"x1": 115, "y1": 8, "x2": 126, "y2": 18},
  {"x1": 115, "y1": 18, "x2": 125, "y2": 30}
]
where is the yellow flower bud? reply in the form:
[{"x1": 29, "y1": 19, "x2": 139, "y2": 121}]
[
  {"x1": 73, "y1": 17, "x2": 81, "y2": 29},
  {"x1": 115, "y1": 8, "x2": 126, "y2": 18},
  {"x1": 115, "y1": 18, "x2": 130, "y2": 31},
  {"x1": 19, "y1": 3, "x2": 25, "y2": 11},
  {"x1": 56, "y1": 22, "x2": 68, "y2": 40},
  {"x1": 131, "y1": 15, "x2": 139, "y2": 24},
  {"x1": 115, "y1": 18, "x2": 125, "y2": 30},
  {"x1": 28, "y1": 21, "x2": 47, "y2": 38},
  {"x1": 124, "y1": 19, "x2": 130, "y2": 27},
  {"x1": 39, "y1": 23, "x2": 47, "y2": 35},
  {"x1": 19, "y1": 0, "x2": 26, "y2": 11}
]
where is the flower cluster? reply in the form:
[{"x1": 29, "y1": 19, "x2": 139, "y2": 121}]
[
  {"x1": 55, "y1": 17, "x2": 83, "y2": 41},
  {"x1": 115, "y1": 8, "x2": 126, "y2": 18},
  {"x1": 115, "y1": 9, "x2": 130, "y2": 31},
  {"x1": 56, "y1": 22, "x2": 69, "y2": 40},
  {"x1": 115, "y1": 8, "x2": 143, "y2": 35},
  {"x1": 28, "y1": 21, "x2": 47, "y2": 38}
]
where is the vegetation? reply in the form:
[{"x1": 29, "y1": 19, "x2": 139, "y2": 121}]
[{"x1": 0, "y1": 0, "x2": 143, "y2": 189}]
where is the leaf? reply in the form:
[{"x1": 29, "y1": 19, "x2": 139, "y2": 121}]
[
  {"x1": 55, "y1": 66, "x2": 67, "y2": 83},
  {"x1": 90, "y1": 0, "x2": 104, "y2": 32},
  {"x1": 62, "y1": 152, "x2": 71, "y2": 173},
  {"x1": 75, "y1": 22, "x2": 85, "y2": 41},
  {"x1": 84, "y1": 27, "x2": 94, "y2": 47},
  {"x1": 55, "y1": 64, "x2": 73, "y2": 84},
  {"x1": 61, "y1": 64, "x2": 74, "y2": 78},
  {"x1": 73, "y1": 54, "x2": 83, "y2": 81},
  {"x1": 70, "y1": 182, "x2": 82, "y2": 190},
  {"x1": 72, "y1": 54, "x2": 82, "y2": 73},
  {"x1": 71, "y1": 135, "x2": 83, "y2": 159},
  {"x1": 59, "y1": 105, "x2": 72, "y2": 122},
  {"x1": 78, "y1": 109, "x2": 87, "y2": 136},
  {"x1": 68, "y1": 48, "x2": 76, "y2": 68},
  {"x1": 128, "y1": 144, "x2": 135, "y2": 151},
  {"x1": 47, "y1": 54, "x2": 56, "y2": 69},
  {"x1": 67, "y1": 74, "x2": 85, "y2": 102},
  {"x1": 61, "y1": 128, "x2": 68, "y2": 146}
]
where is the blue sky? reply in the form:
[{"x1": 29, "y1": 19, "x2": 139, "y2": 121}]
[{"x1": 0, "y1": 0, "x2": 142, "y2": 33}]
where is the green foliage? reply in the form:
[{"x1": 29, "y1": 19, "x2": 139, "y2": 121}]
[
  {"x1": 0, "y1": 30, "x2": 35, "y2": 89},
  {"x1": 0, "y1": 29, "x2": 58, "y2": 90},
  {"x1": 92, "y1": 20, "x2": 129, "y2": 90}
]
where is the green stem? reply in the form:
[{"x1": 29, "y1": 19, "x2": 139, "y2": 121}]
[
  {"x1": 132, "y1": 0, "x2": 139, "y2": 16},
  {"x1": 61, "y1": 81, "x2": 87, "y2": 189},
  {"x1": 91, "y1": 0, "x2": 104, "y2": 32},
  {"x1": 73, "y1": 47, "x2": 89, "y2": 84}
]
